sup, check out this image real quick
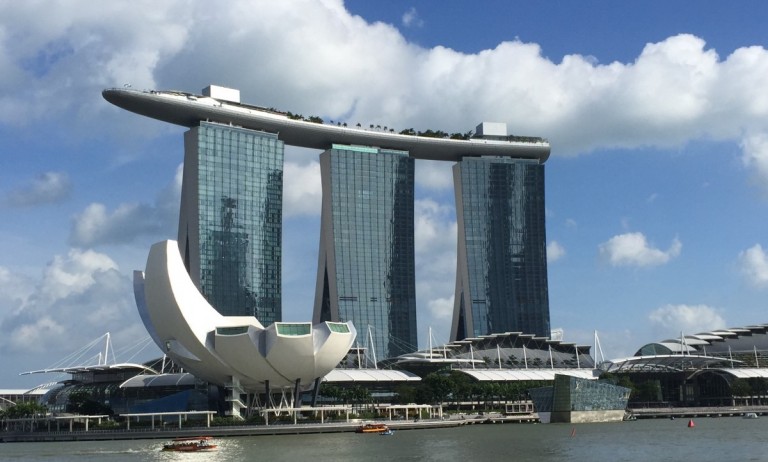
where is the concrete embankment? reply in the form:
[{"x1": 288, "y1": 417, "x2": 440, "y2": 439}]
[
  {"x1": 1, "y1": 419, "x2": 468, "y2": 443},
  {"x1": 628, "y1": 405, "x2": 768, "y2": 420}
]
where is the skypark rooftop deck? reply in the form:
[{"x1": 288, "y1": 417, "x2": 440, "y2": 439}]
[{"x1": 103, "y1": 87, "x2": 550, "y2": 163}]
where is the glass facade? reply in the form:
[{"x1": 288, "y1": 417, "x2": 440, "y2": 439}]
[
  {"x1": 529, "y1": 375, "x2": 631, "y2": 414},
  {"x1": 180, "y1": 122, "x2": 283, "y2": 324},
  {"x1": 314, "y1": 145, "x2": 417, "y2": 360},
  {"x1": 452, "y1": 157, "x2": 550, "y2": 340}
]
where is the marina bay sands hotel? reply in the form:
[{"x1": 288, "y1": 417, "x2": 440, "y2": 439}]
[{"x1": 104, "y1": 85, "x2": 552, "y2": 362}]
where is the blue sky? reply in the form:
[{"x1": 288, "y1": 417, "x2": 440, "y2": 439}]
[{"x1": 2, "y1": 1, "x2": 768, "y2": 388}]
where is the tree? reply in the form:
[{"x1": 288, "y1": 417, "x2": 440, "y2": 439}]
[
  {"x1": 635, "y1": 380, "x2": 661, "y2": 403},
  {"x1": 4, "y1": 401, "x2": 47, "y2": 419},
  {"x1": 731, "y1": 379, "x2": 752, "y2": 397},
  {"x1": 393, "y1": 385, "x2": 417, "y2": 404},
  {"x1": 67, "y1": 391, "x2": 113, "y2": 416},
  {"x1": 423, "y1": 373, "x2": 453, "y2": 404}
]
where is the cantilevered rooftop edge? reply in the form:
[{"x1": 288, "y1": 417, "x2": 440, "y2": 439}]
[{"x1": 102, "y1": 88, "x2": 550, "y2": 163}]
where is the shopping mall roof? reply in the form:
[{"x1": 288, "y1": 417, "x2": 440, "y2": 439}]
[
  {"x1": 323, "y1": 369, "x2": 421, "y2": 383},
  {"x1": 20, "y1": 363, "x2": 159, "y2": 376},
  {"x1": 633, "y1": 324, "x2": 768, "y2": 357},
  {"x1": 457, "y1": 368, "x2": 599, "y2": 382},
  {"x1": 602, "y1": 354, "x2": 740, "y2": 373},
  {"x1": 119, "y1": 373, "x2": 197, "y2": 388},
  {"x1": 715, "y1": 368, "x2": 768, "y2": 379}
]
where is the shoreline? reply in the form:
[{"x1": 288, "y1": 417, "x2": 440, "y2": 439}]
[{"x1": 1, "y1": 418, "x2": 482, "y2": 443}]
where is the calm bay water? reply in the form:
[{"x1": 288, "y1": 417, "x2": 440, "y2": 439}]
[{"x1": 3, "y1": 417, "x2": 768, "y2": 461}]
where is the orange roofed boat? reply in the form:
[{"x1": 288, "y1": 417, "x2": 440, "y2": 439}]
[
  {"x1": 356, "y1": 423, "x2": 390, "y2": 434},
  {"x1": 162, "y1": 436, "x2": 217, "y2": 452}
]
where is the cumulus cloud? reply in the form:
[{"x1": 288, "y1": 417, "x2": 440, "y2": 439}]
[
  {"x1": 2, "y1": 1, "x2": 768, "y2": 169},
  {"x1": 547, "y1": 240, "x2": 566, "y2": 263},
  {"x1": 0, "y1": 266, "x2": 34, "y2": 315},
  {"x1": 0, "y1": 248, "x2": 139, "y2": 355},
  {"x1": 427, "y1": 296, "x2": 454, "y2": 321},
  {"x1": 402, "y1": 7, "x2": 424, "y2": 28},
  {"x1": 414, "y1": 198, "x2": 456, "y2": 257},
  {"x1": 741, "y1": 134, "x2": 768, "y2": 195},
  {"x1": 739, "y1": 244, "x2": 768, "y2": 288},
  {"x1": 283, "y1": 160, "x2": 322, "y2": 217},
  {"x1": 414, "y1": 198, "x2": 457, "y2": 341},
  {"x1": 599, "y1": 232, "x2": 681, "y2": 268},
  {"x1": 4, "y1": 171, "x2": 71, "y2": 207},
  {"x1": 648, "y1": 304, "x2": 726, "y2": 337},
  {"x1": 416, "y1": 160, "x2": 454, "y2": 191},
  {"x1": 69, "y1": 164, "x2": 181, "y2": 246}
]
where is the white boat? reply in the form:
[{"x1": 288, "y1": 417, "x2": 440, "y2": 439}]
[{"x1": 743, "y1": 412, "x2": 758, "y2": 419}]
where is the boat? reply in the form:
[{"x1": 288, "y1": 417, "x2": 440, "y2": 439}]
[
  {"x1": 162, "y1": 436, "x2": 217, "y2": 452},
  {"x1": 355, "y1": 423, "x2": 391, "y2": 434},
  {"x1": 744, "y1": 412, "x2": 759, "y2": 419},
  {"x1": 380, "y1": 428, "x2": 394, "y2": 436}
]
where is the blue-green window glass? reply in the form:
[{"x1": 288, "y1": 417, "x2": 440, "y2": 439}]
[
  {"x1": 195, "y1": 122, "x2": 283, "y2": 324},
  {"x1": 276, "y1": 323, "x2": 311, "y2": 336},
  {"x1": 457, "y1": 157, "x2": 550, "y2": 338},
  {"x1": 327, "y1": 322, "x2": 350, "y2": 333},
  {"x1": 319, "y1": 145, "x2": 417, "y2": 360},
  {"x1": 216, "y1": 326, "x2": 249, "y2": 336}
]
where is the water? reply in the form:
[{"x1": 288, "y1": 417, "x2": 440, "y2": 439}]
[{"x1": 3, "y1": 417, "x2": 768, "y2": 461}]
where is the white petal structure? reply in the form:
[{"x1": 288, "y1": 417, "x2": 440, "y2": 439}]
[{"x1": 134, "y1": 240, "x2": 356, "y2": 392}]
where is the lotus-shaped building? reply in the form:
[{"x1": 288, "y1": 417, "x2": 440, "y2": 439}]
[{"x1": 134, "y1": 240, "x2": 356, "y2": 414}]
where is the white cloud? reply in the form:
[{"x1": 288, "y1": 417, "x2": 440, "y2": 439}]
[
  {"x1": 427, "y1": 296, "x2": 454, "y2": 321},
  {"x1": 0, "y1": 266, "x2": 34, "y2": 315},
  {"x1": 2, "y1": 1, "x2": 768, "y2": 164},
  {"x1": 599, "y1": 232, "x2": 681, "y2": 268},
  {"x1": 4, "y1": 171, "x2": 71, "y2": 207},
  {"x1": 39, "y1": 248, "x2": 118, "y2": 300},
  {"x1": 741, "y1": 134, "x2": 768, "y2": 195},
  {"x1": 414, "y1": 198, "x2": 457, "y2": 343},
  {"x1": 414, "y1": 198, "x2": 456, "y2": 257},
  {"x1": 416, "y1": 160, "x2": 454, "y2": 191},
  {"x1": 69, "y1": 165, "x2": 180, "y2": 246},
  {"x1": 283, "y1": 160, "x2": 322, "y2": 217},
  {"x1": 547, "y1": 240, "x2": 566, "y2": 263},
  {"x1": 648, "y1": 304, "x2": 726, "y2": 337},
  {"x1": 402, "y1": 7, "x2": 424, "y2": 28},
  {"x1": 738, "y1": 244, "x2": 768, "y2": 288},
  {"x1": 0, "y1": 248, "x2": 142, "y2": 356}
]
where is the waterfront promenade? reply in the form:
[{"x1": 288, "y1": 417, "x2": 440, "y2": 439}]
[
  {"x1": 7, "y1": 405, "x2": 768, "y2": 443},
  {"x1": 628, "y1": 405, "x2": 768, "y2": 419},
  {"x1": 1, "y1": 418, "x2": 468, "y2": 443}
]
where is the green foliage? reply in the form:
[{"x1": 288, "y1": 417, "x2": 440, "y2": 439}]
[
  {"x1": 635, "y1": 380, "x2": 662, "y2": 402},
  {"x1": 95, "y1": 420, "x2": 121, "y2": 429},
  {"x1": 211, "y1": 416, "x2": 242, "y2": 426},
  {"x1": 731, "y1": 379, "x2": 752, "y2": 397},
  {"x1": 3, "y1": 401, "x2": 47, "y2": 419},
  {"x1": 423, "y1": 373, "x2": 453, "y2": 404},
  {"x1": 393, "y1": 384, "x2": 417, "y2": 404},
  {"x1": 67, "y1": 391, "x2": 113, "y2": 416}
]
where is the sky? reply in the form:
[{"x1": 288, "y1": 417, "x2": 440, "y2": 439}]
[{"x1": 2, "y1": 0, "x2": 768, "y2": 389}]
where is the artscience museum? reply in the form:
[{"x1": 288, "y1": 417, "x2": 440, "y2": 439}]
[{"x1": 134, "y1": 240, "x2": 356, "y2": 416}]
